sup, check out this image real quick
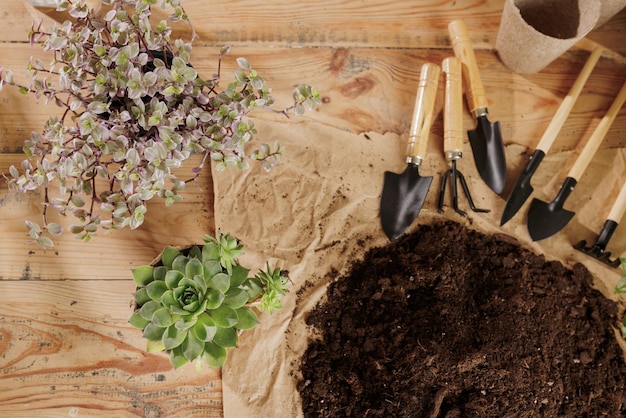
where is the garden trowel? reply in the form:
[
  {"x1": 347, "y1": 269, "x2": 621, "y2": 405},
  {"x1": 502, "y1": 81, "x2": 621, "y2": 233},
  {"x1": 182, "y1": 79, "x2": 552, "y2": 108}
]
[
  {"x1": 527, "y1": 79, "x2": 626, "y2": 241},
  {"x1": 501, "y1": 47, "x2": 602, "y2": 226},
  {"x1": 448, "y1": 19, "x2": 506, "y2": 195},
  {"x1": 380, "y1": 62, "x2": 440, "y2": 241}
]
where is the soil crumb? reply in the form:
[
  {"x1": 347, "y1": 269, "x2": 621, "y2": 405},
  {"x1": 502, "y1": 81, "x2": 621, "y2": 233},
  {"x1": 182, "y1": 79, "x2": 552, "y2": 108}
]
[{"x1": 298, "y1": 221, "x2": 626, "y2": 417}]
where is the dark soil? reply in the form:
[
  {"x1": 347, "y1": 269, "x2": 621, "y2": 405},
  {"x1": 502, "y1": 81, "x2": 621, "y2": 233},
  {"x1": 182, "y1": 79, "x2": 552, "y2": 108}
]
[{"x1": 298, "y1": 221, "x2": 626, "y2": 417}]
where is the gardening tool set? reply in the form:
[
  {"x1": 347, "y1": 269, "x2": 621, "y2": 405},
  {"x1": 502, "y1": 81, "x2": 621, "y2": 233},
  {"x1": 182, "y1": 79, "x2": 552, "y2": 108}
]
[
  {"x1": 527, "y1": 79, "x2": 626, "y2": 241},
  {"x1": 500, "y1": 47, "x2": 604, "y2": 226},
  {"x1": 379, "y1": 18, "x2": 625, "y2": 267}
]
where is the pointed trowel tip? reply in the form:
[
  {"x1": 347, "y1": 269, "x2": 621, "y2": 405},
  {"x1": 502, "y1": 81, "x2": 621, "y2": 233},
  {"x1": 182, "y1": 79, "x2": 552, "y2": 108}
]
[
  {"x1": 500, "y1": 182, "x2": 534, "y2": 226},
  {"x1": 500, "y1": 197, "x2": 518, "y2": 226},
  {"x1": 500, "y1": 150, "x2": 545, "y2": 227}
]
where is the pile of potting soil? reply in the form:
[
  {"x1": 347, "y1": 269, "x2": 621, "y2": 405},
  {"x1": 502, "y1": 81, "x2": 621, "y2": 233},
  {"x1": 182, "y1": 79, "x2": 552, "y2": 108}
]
[{"x1": 298, "y1": 221, "x2": 626, "y2": 417}]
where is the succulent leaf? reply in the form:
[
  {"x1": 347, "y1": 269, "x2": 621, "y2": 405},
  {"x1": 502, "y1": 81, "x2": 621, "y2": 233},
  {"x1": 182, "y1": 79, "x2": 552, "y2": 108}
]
[
  {"x1": 242, "y1": 277, "x2": 264, "y2": 300},
  {"x1": 192, "y1": 274, "x2": 207, "y2": 293},
  {"x1": 203, "y1": 260, "x2": 223, "y2": 280},
  {"x1": 170, "y1": 346, "x2": 189, "y2": 369},
  {"x1": 134, "y1": 287, "x2": 151, "y2": 305},
  {"x1": 202, "y1": 342, "x2": 227, "y2": 368},
  {"x1": 170, "y1": 304, "x2": 191, "y2": 316},
  {"x1": 165, "y1": 269, "x2": 184, "y2": 289},
  {"x1": 207, "y1": 272, "x2": 230, "y2": 293},
  {"x1": 146, "y1": 280, "x2": 168, "y2": 301},
  {"x1": 161, "y1": 289, "x2": 177, "y2": 308},
  {"x1": 211, "y1": 304, "x2": 239, "y2": 328},
  {"x1": 234, "y1": 307, "x2": 259, "y2": 330},
  {"x1": 182, "y1": 331, "x2": 204, "y2": 361},
  {"x1": 161, "y1": 246, "x2": 180, "y2": 268},
  {"x1": 205, "y1": 288, "x2": 226, "y2": 310},
  {"x1": 201, "y1": 241, "x2": 220, "y2": 261},
  {"x1": 194, "y1": 312, "x2": 218, "y2": 342},
  {"x1": 188, "y1": 245, "x2": 202, "y2": 259},
  {"x1": 138, "y1": 300, "x2": 161, "y2": 321},
  {"x1": 143, "y1": 322, "x2": 166, "y2": 341},
  {"x1": 163, "y1": 324, "x2": 186, "y2": 350},
  {"x1": 129, "y1": 311, "x2": 150, "y2": 329},
  {"x1": 153, "y1": 265, "x2": 168, "y2": 281},
  {"x1": 146, "y1": 338, "x2": 166, "y2": 353},
  {"x1": 230, "y1": 265, "x2": 250, "y2": 287},
  {"x1": 152, "y1": 307, "x2": 175, "y2": 327},
  {"x1": 132, "y1": 265, "x2": 154, "y2": 286},
  {"x1": 213, "y1": 326, "x2": 238, "y2": 348},
  {"x1": 174, "y1": 316, "x2": 198, "y2": 331},
  {"x1": 185, "y1": 257, "x2": 204, "y2": 278},
  {"x1": 172, "y1": 254, "x2": 188, "y2": 273},
  {"x1": 224, "y1": 288, "x2": 249, "y2": 309}
]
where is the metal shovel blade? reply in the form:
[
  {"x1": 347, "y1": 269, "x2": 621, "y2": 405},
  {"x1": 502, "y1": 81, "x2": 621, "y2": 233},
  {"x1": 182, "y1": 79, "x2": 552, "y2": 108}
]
[
  {"x1": 380, "y1": 164, "x2": 433, "y2": 241},
  {"x1": 500, "y1": 149, "x2": 545, "y2": 226},
  {"x1": 527, "y1": 177, "x2": 577, "y2": 241},
  {"x1": 468, "y1": 115, "x2": 506, "y2": 195}
]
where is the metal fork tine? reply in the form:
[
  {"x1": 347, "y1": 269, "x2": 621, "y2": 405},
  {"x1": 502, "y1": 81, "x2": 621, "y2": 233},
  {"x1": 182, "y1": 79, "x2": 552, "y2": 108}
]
[{"x1": 438, "y1": 160, "x2": 489, "y2": 216}]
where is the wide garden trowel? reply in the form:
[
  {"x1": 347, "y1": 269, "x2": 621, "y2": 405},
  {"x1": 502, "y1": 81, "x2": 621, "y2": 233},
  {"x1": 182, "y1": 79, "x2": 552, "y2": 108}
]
[{"x1": 380, "y1": 62, "x2": 440, "y2": 241}]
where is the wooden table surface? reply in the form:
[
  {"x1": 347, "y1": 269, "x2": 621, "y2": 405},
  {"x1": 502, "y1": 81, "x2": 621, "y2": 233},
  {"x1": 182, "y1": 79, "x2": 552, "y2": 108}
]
[{"x1": 1, "y1": 1, "x2": 626, "y2": 416}]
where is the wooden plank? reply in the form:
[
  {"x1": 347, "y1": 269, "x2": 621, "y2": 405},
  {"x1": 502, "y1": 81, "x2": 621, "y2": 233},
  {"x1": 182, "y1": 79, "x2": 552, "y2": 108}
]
[
  {"x1": 4, "y1": 0, "x2": 625, "y2": 54},
  {"x1": 1, "y1": 0, "x2": 502, "y2": 47},
  {"x1": 0, "y1": 2, "x2": 625, "y2": 417},
  {"x1": 0, "y1": 42, "x2": 55, "y2": 153},
  {"x1": 0, "y1": 153, "x2": 215, "y2": 280},
  {"x1": 0, "y1": 280, "x2": 222, "y2": 417}
]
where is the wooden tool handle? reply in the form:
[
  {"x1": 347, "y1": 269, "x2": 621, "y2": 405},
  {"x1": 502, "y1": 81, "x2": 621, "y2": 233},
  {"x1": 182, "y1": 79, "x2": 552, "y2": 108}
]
[
  {"x1": 568, "y1": 79, "x2": 626, "y2": 181},
  {"x1": 442, "y1": 56, "x2": 463, "y2": 160},
  {"x1": 407, "y1": 62, "x2": 441, "y2": 164},
  {"x1": 608, "y1": 180, "x2": 626, "y2": 223},
  {"x1": 448, "y1": 19, "x2": 487, "y2": 116},
  {"x1": 535, "y1": 47, "x2": 603, "y2": 153}
]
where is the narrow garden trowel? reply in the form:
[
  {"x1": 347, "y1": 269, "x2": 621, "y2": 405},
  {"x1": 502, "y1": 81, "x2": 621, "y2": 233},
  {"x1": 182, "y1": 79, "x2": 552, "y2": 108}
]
[
  {"x1": 527, "y1": 79, "x2": 626, "y2": 241},
  {"x1": 448, "y1": 19, "x2": 506, "y2": 195},
  {"x1": 574, "y1": 179, "x2": 626, "y2": 268},
  {"x1": 380, "y1": 62, "x2": 441, "y2": 241},
  {"x1": 501, "y1": 47, "x2": 603, "y2": 226}
]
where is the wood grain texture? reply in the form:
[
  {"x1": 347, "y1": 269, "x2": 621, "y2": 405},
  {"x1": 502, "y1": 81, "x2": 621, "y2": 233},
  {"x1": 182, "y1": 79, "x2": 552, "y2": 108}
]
[
  {"x1": 0, "y1": 153, "x2": 215, "y2": 281},
  {"x1": 7, "y1": 0, "x2": 626, "y2": 53},
  {"x1": 1, "y1": 1, "x2": 626, "y2": 417},
  {"x1": 0, "y1": 280, "x2": 222, "y2": 417}
]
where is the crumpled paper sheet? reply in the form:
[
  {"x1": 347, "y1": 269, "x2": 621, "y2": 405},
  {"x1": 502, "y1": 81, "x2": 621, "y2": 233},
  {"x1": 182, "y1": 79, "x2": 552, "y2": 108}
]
[{"x1": 213, "y1": 109, "x2": 625, "y2": 417}]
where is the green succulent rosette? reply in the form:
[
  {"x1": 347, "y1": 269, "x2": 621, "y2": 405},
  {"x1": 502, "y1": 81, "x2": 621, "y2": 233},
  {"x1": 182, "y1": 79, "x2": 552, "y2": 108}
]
[{"x1": 129, "y1": 231, "x2": 287, "y2": 368}]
